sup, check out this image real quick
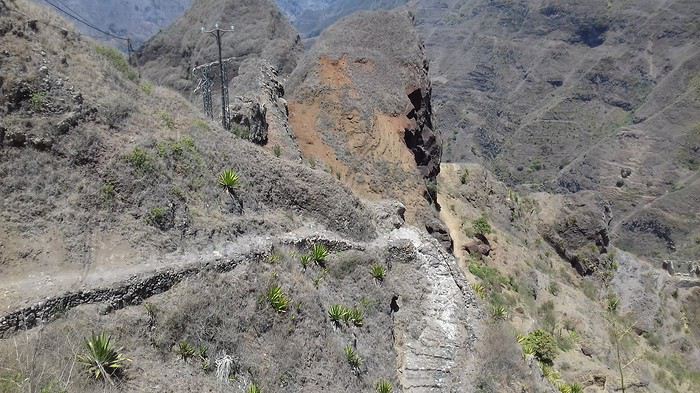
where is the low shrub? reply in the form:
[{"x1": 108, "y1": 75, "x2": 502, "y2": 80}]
[
  {"x1": 76, "y1": 332, "x2": 129, "y2": 381},
  {"x1": 473, "y1": 216, "x2": 492, "y2": 237},
  {"x1": 95, "y1": 45, "x2": 138, "y2": 81},
  {"x1": 267, "y1": 285, "x2": 289, "y2": 313},
  {"x1": 125, "y1": 147, "x2": 154, "y2": 174},
  {"x1": 370, "y1": 265, "x2": 386, "y2": 282},
  {"x1": 310, "y1": 244, "x2": 329, "y2": 266},
  {"x1": 344, "y1": 345, "x2": 361, "y2": 370},
  {"x1": 518, "y1": 329, "x2": 558, "y2": 365},
  {"x1": 375, "y1": 380, "x2": 393, "y2": 393},
  {"x1": 328, "y1": 304, "x2": 348, "y2": 325}
]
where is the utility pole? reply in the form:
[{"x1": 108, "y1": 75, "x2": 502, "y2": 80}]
[{"x1": 202, "y1": 24, "x2": 234, "y2": 130}]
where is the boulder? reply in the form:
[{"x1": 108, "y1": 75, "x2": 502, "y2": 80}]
[
  {"x1": 370, "y1": 200, "x2": 406, "y2": 233},
  {"x1": 424, "y1": 214, "x2": 453, "y2": 253},
  {"x1": 464, "y1": 239, "x2": 491, "y2": 256}
]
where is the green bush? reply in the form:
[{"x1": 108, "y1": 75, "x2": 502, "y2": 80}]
[
  {"x1": 460, "y1": 169, "x2": 469, "y2": 184},
  {"x1": 370, "y1": 265, "x2": 386, "y2": 281},
  {"x1": 329, "y1": 304, "x2": 348, "y2": 325},
  {"x1": 100, "y1": 182, "x2": 116, "y2": 204},
  {"x1": 607, "y1": 295, "x2": 620, "y2": 313},
  {"x1": 491, "y1": 305, "x2": 508, "y2": 320},
  {"x1": 77, "y1": 332, "x2": 130, "y2": 381},
  {"x1": 300, "y1": 254, "x2": 311, "y2": 270},
  {"x1": 146, "y1": 207, "x2": 168, "y2": 229},
  {"x1": 344, "y1": 345, "x2": 362, "y2": 369},
  {"x1": 140, "y1": 82, "x2": 154, "y2": 95},
  {"x1": 273, "y1": 145, "x2": 282, "y2": 157},
  {"x1": 160, "y1": 112, "x2": 175, "y2": 129},
  {"x1": 232, "y1": 124, "x2": 250, "y2": 139},
  {"x1": 471, "y1": 282, "x2": 487, "y2": 299},
  {"x1": 518, "y1": 329, "x2": 559, "y2": 365},
  {"x1": 30, "y1": 92, "x2": 46, "y2": 111},
  {"x1": 468, "y1": 263, "x2": 508, "y2": 290},
  {"x1": 267, "y1": 285, "x2": 289, "y2": 313},
  {"x1": 176, "y1": 341, "x2": 196, "y2": 361},
  {"x1": 95, "y1": 45, "x2": 138, "y2": 81},
  {"x1": 472, "y1": 216, "x2": 492, "y2": 237},
  {"x1": 375, "y1": 380, "x2": 393, "y2": 393},
  {"x1": 548, "y1": 281, "x2": 560, "y2": 296},
  {"x1": 348, "y1": 308, "x2": 364, "y2": 327},
  {"x1": 125, "y1": 147, "x2": 154, "y2": 174},
  {"x1": 247, "y1": 384, "x2": 261, "y2": 393},
  {"x1": 310, "y1": 243, "x2": 329, "y2": 266},
  {"x1": 218, "y1": 169, "x2": 240, "y2": 191}
]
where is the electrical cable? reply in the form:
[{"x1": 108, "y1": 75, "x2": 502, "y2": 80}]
[{"x1": 40, "y1": 0, "x2": 129, "y2": 41}]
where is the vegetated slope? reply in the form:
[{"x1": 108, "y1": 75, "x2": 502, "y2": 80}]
[
  {"x1": 438, "y1": 163, "x2": 700, "y2": 393},
  {"x1": 410, "y1": 0, "x2": 700, "y2": 264},
  {"x1": 0, "y1": 2, "x2": 497, "y2": 392},
  {"x1": 0, "y1": 0, "x2": 373, "y2": 312},
  {"x1": 275, "y1": 0, "x2": 407, "y2": 38},
  {"x1": 286, "y1": 10, "x2": 447, "y2": 241},
  {"x1": 30, "y1": 0, "x2": 191, "y2": 48},
  {"x1": 136, "y1": 0, "x2": 302, "y2": 95}
]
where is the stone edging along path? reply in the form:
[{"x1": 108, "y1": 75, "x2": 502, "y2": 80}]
[
  {"x1": 0, "y1": 245, "x2": 271, "y2": 339},
  {"x1": 0, "y1": 233, "x2": 361, "y2": 339}
]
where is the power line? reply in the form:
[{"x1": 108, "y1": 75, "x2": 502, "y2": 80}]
[{"x1": 40, "y1": 0, "x2": 128, "y2": 41}]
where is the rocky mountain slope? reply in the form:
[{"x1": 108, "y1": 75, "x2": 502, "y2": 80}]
[
  {"x1": 0, "y1": 1, "x2": 495, "y2": 392},
  {"x1": 409, "y1": 0, "x2": 700, "y2": 266},
  {"x1": 286, "y1": 10, "x2": 444, "y2": 232},
  {"x1": 2, "y1": 0, "x2": 700, "y2": 392},
  {"x1": 136, "y1": 0, "x2": 302, "y2": 94}
]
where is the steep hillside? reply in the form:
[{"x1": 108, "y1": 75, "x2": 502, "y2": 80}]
[
  {"x1": 410, "y1": 0, "x2": 700, "y2": 264},
  {"x1": 136, "y1": 0, "x2": 302, "y2": 94},
  {"x1": 0, "y1": 1, "x2": 497, "y2": 392},
  {"x1": 286, "y1": 10, "x2": 446, "y2": 241},
  {"x1": 438, "y1": 163, "x2": 700, "y2": 393}
]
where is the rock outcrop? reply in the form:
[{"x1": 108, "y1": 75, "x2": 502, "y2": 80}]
[
  {"x1": 229, "y1": 59, "x2": 301, "y2": 158},
  {"x1": 287, "y1": 10, "x2": 443, "y2": 227},
  {"x1": 542, "y1": 192, "x2": 613, "y2": 276},
  {"x1": 136, "y1": 0, "x2": 302, "y2": 94}
]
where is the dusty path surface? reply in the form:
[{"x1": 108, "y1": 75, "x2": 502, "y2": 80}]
[{"x1": 0, "y1": 234, "x2": 272, "y2": 313}]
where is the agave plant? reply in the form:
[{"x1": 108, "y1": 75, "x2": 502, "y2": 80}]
[
  {"x1": 560, "y1": 383, "x2": 583, "y2": 393},
  {"x1": 218, "y1": 169, "x2": 240, "y2": 191},
  {"x1": 267, "y1": 285, "x2": 289, "y2": 313},
  {"x1": 348, "y1": 307, "x2": 364, "y2": 327},
  {"x1": 370, "y1": 265, "x2": 386, "y2": 282},
  {"x1": 328, "y1": 304, "x2": 348, "y2": 325},
  {"x1": 77, "y1": 332, "x2": 130, "y2": 383},
  {"x1": 471, "y1": 282, "x2": 487, "y2": 299},
  {"x1": 375, "y1": 380, "x2": 393, "y2": 393},
  {"x1": 310, "y1": 243, "x2": 329, "y2": 266},
  {"x1": 300, "y1": 254, "x2": 311, "y2": 270},
  {"x1": 344, "y1": 345, "x2": 362, "y2": 370},
  {"x1": 247, "y1": 383, "x2": 262, "y2": 393},
  {"x1": 176, "y1": 340, "x2": 196, "y2": 361},
  {"x1": 491, "y1": 305, "x2": 508, "y2": 320}
]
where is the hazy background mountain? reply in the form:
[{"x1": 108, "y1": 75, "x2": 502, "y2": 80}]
[
  {"x1": 276, "y1": 0, "x2": 407, "y2": 38},
  {"x1": 34, "y1": 0, "x2": 191, "y2": 47}
]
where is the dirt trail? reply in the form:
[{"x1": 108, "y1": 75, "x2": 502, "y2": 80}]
[{"x1": 0, "y1": 234, "x2": 270, "y2": 313}]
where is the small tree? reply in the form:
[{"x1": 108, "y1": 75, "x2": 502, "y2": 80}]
[
  {"x1": 472, "y1": 215, "x2": 492, "y2": 240},
  {"x1": 607, "y1": 314, "x2": 639, "y2": 393}
]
